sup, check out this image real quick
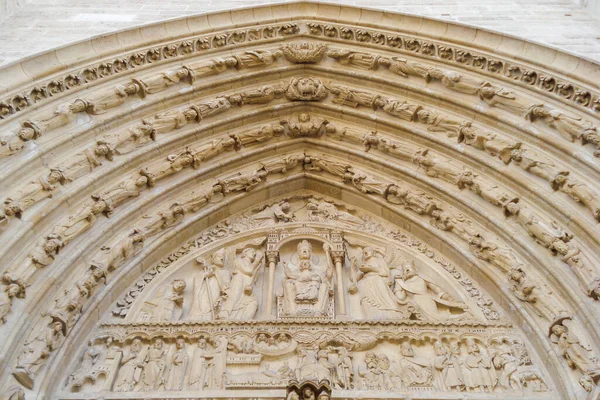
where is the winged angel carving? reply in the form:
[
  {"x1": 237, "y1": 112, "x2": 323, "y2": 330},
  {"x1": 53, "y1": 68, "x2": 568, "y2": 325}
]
[{"x1": 346, "y1": 240, "x2": 471, "y2": 321}]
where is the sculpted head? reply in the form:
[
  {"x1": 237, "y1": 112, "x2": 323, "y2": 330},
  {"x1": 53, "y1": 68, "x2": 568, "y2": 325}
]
[
  {"x1": 242, "y1": 247, "x2": 257, "y2": 261},
  {"x1": 18, "y1": 127, "x2": 36, "y2": 141},
  {"x1": 3, "y1": 200, "x2": 21, "y2": 217},
  {"x1": 44, "y1": 235, "x2": 62, "y2": 254},
  {"x1": 6, "y1": 283, "x2": 21, "y2": 298},
  {"x1": 505, "y1": 201, "x2": 520, "y2": 215},
  {"x1": 402, "y1": 260, "x2": 417, "y2": 280},
  {"x1": 297, "y1": 240, "x2": 313, "y2": 260},
  {"x1": 131, "y1": 338, "x2": 142, "y2": 351},
  {"x1": 362, "y1": 247, "x2": 375, "y2": 260},
  {"x1": 154, "y1": 338, "x2": 164, "y2": 349},
  {"x1": 172, "y1": 279, "x2": 186, "y2": 293},
  {"x1": 280, "y1": 201, "x2": 291, "y2": 213},
  {"x1": 552, "y1": 325, "x2": 566, "y2": 336},
  {"x1": 211, "y1": 249, "x2": 225, "y2": 267},
  {"x1": 51, "y1": 321, "x2": 63, "y2": 333},
  {"x1": 198, "y1": 337, "x2": 208, "y2": 348},
  {"x1": 176, "y1": 338, "x2": 185, "y2": 349},
  {"x1": 47, "y1": 169, "x2": 65, "y2": 184},
  {"x1": 434, "y1": 341, "x2": 447, "y2": 356},
  {"x1": 91, "y1": 200, "x2": 107, "y2": 214},
  {"x1": 459, "y1": 172, "x2": 475, "y2": 186},
  {"x1": 401, "y1": 341, "x2": 414, "y2": 357},
  {"x1": 298, "y1": 113, "x2": 310, "y2": 123},
  {"x1": 508, "y1": 268, "x2": 525, "y2": 283}
]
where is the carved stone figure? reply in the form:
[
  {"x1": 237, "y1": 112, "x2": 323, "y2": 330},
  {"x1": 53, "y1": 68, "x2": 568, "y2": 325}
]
[
  {"x1": 286, "y1": 77, "x2": 328, "y2": 101},
  {"x1": 458, "y1": 124, "x2": 519, "y2": 159},
  {"x1": 184, "y1": 57, "x2": 236, "y2": 82},
  {"x1": 140, "y1": 339, "x2": 167, "y2": 391},
  {"x1": 415, "y1": 108, "x2": 464, "y2": 137},
  {"x1": 354, "y1": 247, "x2": 403, "y2": 319},
  {"x1": 92, "y1": 174, "x2": 149, "y2": 209},
  {"x1": 189, "y1": 250, "x2": 231, "y2": 320},
  {"x1": 188, "y1": 338, "x2": 225, "y2": 390},
  {"x1": 328, "y1": 85, "x2": 385, "y2": 109},
  {"x1": 53, "y1": 199, "x2": 109, "y2": 244},
  {"x1": 397, "y1": 342, "x2": 433, "y2": 387},
  {"x1": 479, "y1": 85, "x2": 529, "y2": 116},
  {"x1": 166, "y1": 338, "x2": 188, "y2": 390},
  {"x1": 13, "y1": 321, "x2": 65, "y2": 389},
  {"x1": 330, "y1": 346, "x2": 353, "y2": 389},
  {"x1": 234, "y1": 49, "x2": 283, "y2": 69},
  {"x1": 195, "y1": 97, "x2": 231, "y2": 120},
  {"x1": 134, "y1": 68, "x2": 189, "y2": 95},
  {"x1": 508, "y1": 268, "x2": 569, "y2": 323},
  {"x1": 114, "y1": 338, "x2": 145, "y2": 392},
  {"x1": 147, "y1": 279, "x2": 186, "y2": 321},
  {"x1": 295, "y1": 348, "x2": 331, "y2": 382},
  {"x1": 142, "y1": 203, "x2": 185, "y2": 237},
  {"x1": 381, "y1": 99, "x2": 421, "y2": 121},
  {"x1": 95, "y1": 228, "x2": 144, "y2": 271},
  {"x1": 379, "y1": 57, "x2": 430, "y2": 80},
  {"x1": 282, "y1": 42, "x2": 327, "y2": 63},
  {"x1": 413, "y1": 149, "x2": 463, "y2": 184},
  {"x1": 236, "y1": 124, "x2": 284, "y2": 146},
  {"x1": 282, "y1": 240, "x2": 331, "y2": 316},
  {"x1": 251, "y1": 201, "x2": 295, "y2": 225},
  {"x1": 180, "y1": 184, "x2": 224, "y2": 214},
  {"x1": 306, "y1": 198, "x2": 363, "y2": 226},
  {"x1": 550, "y1": 324, "x2": 600, "y2": 377},
  {"x1": 509, "y1": 147, "x2": 568, "y2": 184},
  {"x1": 386, "y1": 184, "x2": 437, "y2": 215},
  {"x1": 504, "y1": 201, "x2": 572, "y2": 250},
  {"x1": 0, "y1": 283, "x2": 24, "y2": 324},
  {"x1": 59, "y1": 140, "x2": 114, "y2": 181},
  {"x1": 553, "y1": 174, "x2": 600, "y2": 221},
  {"x1": 218, "y1": 169, "x2": 268, "y2": 194},
  {"x1": 359, "y1": 351, "x2": 392, "y2": 390},
  {"x1": 526, "y1": 105, "x2": 595, "y2": 142},
  {"x1": 344, "y1": 168, "x2": 391, "y2": 196},
  {"x1": 281, "y1": 113, "x2": 335, "y2": 137},
  {"x1": 327, "y1": 49, "x2": 381, "y2": 70},
  {"x1": 260, "y1": 154, "x2": 304, "y2": 174},
  {"x1": 463, "y1": 339, "x2": 495, "y2": 392},
  {"x1": 434, "y1": 342, "x2": 465, "y2": 391},
  {"x1": 221, "y1": 247, "x2": 264, "y2": 320},
  {"x1": 394, "y1": 260, "x2": 469, "y2": 321},
  {"x1": 228, "y1": 86, "x2": 284, "y2": 105},
  {"x1": 459, "y1": 171, "x2": 516, "y2": 207},
  {"x1": 5, "y1": 168, "x2": 67, "y2": 218},
  {"x1": 84, "y1": 82, "x2": 140, "y2": 115},
  {"x1": 469, "y1": 234, "x2": 523, "y2": 272},
  {"x1": 141, "y1": 108, "x2": 198, "y2": 136}
]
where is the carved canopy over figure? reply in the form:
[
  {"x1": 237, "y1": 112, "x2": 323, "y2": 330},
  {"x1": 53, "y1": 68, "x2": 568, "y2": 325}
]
[{"x1": 281, "y1": 240, "x2": 331, "y2": 317}]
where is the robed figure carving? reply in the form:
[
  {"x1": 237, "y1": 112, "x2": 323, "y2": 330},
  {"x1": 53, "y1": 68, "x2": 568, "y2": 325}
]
[
  {"x1": 189, "y1": 249, "x2": 231, "y2": 320},
  {"x1": 281, "y1": 240, "x2": 332, "y2": 317},
  {"x1": 350, "y1": 247, "x2": 403, "y2": 320},
  {"x1": 221, "y1": 247, "x2": 264, "y2": 320},
  {"x1": 393, "y1": 260, "x2": 470, "y2": 321}
]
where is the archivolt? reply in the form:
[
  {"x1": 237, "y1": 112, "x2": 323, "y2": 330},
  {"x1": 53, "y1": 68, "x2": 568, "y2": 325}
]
[{"x1": 1, "y1": 2, "x2": 600, "y2": 398}]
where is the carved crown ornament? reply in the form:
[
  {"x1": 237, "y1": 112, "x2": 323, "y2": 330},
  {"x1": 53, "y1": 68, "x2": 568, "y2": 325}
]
[{"x1": 1, "y1": 3, "x2": 600, "y2": 399}]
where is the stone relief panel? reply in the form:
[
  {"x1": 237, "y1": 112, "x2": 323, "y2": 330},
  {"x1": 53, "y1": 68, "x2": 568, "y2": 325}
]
[{"x1": 61, "y1": 324, "x2": 550, "y2": 397}]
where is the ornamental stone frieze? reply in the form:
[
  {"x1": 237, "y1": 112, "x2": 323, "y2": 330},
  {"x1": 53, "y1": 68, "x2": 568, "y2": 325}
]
[{"x1": 1, "y1": 3, "x2": 600, "y2": 400}]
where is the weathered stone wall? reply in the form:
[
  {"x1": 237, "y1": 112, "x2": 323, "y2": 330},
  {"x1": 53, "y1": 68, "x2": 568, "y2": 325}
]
[{"x1": 0, "y1": 0, "x2": 600, "y2": 66}]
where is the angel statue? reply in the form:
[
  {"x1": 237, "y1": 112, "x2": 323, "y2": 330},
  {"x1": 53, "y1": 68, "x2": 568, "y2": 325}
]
[
  {"x1": 393, "y1": 259, "x2": 470, "y2": 321},
  {"x1": 281, "y1": 240, "x2": 332, "y2": 316},
  {"x1": 347, "y1": 245, "x2": 403, "y2": 320},
  {"x1": 220, "y1": 246, "x2": 264, "y2": 320}
]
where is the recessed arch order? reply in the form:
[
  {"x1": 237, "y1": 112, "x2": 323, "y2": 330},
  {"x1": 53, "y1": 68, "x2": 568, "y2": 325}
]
[{"x1": 1, "y1": 2, "x2": 600, "y2": 399}]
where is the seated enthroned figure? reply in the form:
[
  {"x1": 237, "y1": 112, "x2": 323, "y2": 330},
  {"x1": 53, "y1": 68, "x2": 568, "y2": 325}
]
[{"x1": 282, "y1": 240, "x2": 330, "y2": 316}]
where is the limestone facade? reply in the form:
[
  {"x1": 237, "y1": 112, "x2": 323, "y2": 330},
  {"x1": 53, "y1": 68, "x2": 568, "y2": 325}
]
[{"x1": 0, "y1": 2, "x2": 600, "y2": 399}]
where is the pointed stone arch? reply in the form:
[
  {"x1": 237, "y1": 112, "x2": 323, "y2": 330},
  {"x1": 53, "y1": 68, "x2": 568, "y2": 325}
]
[{"x1": 1, "y1": 2, "x2": 600, "y2": 399}]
